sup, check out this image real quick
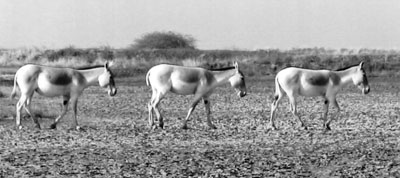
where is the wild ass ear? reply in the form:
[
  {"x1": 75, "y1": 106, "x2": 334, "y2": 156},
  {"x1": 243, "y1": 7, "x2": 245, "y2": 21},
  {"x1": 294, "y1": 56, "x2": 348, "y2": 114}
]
[
  {"x1": 108, "y1": 61, "x2": 115, "y2": 67},
  {"x1": 104, "y1": 61, "x2": 115, "y2": 70},
  {"x1": 359, "y1": 61, "x2": 364, "y2": 68},
  {"x1": 234, "y1": 61, "x2": 239, "y2": 70}
]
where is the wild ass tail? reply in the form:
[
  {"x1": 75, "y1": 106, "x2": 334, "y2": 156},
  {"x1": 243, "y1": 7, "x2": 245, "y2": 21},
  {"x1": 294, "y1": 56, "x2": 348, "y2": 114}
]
[
  {"x1": 10, "y1": 73, "x2": 19, "y2": 100},
  {"x1": 273, "y1": 75, "x2": 283, "y2": 101},
  {"x1": 145, "y1": 70, "x2": 151, "y2": 86}
]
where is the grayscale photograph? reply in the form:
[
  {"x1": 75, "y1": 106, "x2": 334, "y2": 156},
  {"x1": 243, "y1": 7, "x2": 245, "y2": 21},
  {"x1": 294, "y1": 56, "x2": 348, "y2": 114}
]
[{"x1": 0, "y1": 0, "x2": 399, "y2": 177}]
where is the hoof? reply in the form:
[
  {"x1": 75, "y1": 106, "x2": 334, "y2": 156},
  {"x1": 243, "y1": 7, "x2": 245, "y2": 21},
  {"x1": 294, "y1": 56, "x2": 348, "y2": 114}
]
[
  {"x1": 35, "y1": 124, "x2": 41, "y2": 129},
  {"x1": 181, "y1": 125, "x2": 189, "y2": 130},
  {"x1": 50, "y1": 124, "x2": 57, "y2": 129},
  {"x1": 75, "y1": 126, "x2": 82, "y2": 131},
  {"x1": 16, "y1": 125, "x2": 23, "y2": 130},
  {"x1": 159, "y1": 122, "x2": 164, "y2": 129},
  {"x1": 266, "y1": 125, "x2": 277, "y2": 131},
  {"x1": 208, "y1": 124, "x2": 217, "y2": 129},
  {"x1": 324, "y1": 124, "x2": 331, "y2": 131}
]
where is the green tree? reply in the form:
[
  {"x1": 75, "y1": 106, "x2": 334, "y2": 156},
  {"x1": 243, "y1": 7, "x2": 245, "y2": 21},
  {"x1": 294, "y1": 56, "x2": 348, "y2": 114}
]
[{"x1": 131, "y1": 31, "x2": 196, "y2": 50}]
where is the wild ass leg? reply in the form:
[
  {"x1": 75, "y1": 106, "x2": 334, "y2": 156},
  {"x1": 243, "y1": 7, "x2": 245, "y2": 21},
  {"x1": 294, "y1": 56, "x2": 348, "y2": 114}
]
[
  {"x1": 23, "y1": 93, "x2": 40, "y2": 129},
  {"x1": 152, "y1": 91, "x2": 166, "y2": 129},
  {"x1": 71, "y1": 98, "x2": 80, "y2": 130},
  {"x1": 148, "y1": 102, "x2": 154, "y2": 128},
  {"x1": 15, "y1": 95, "x2": 28, "y2": 130},
  {"x1": 325, "y1": 99, "x2": 340, "y2": 131},
  {"x1": 288, "y1": 95, "x2": 307, "y2": 130},
  {"x1": 50, "y1": 96, "x2": 70, "y2": 129},
  {"x1": 269, "y1": 94, "x2": 284, "y2": 130},
  {"x1": 181, "y1": 95, "x2": 202, "y2": 129},
  {"x1": 322, "y1": 98, "x2": 330, "y2": 130},
  {"x1": 203, "y1": 97, "x2": 217, "y2": 129},
  {"x1": 148, "y1": 89, "x2": 157, "y2": 128}
]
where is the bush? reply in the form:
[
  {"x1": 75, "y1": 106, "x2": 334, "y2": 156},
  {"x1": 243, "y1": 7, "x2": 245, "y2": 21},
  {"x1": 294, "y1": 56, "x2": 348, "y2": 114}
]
[
  {"x1": 98, "y1": 46, "x2": 115, "y2": 61},
  {"x1": 1, "y1": 47, "x2": 400, "y2": 77},
  {"x1": 41, "y1": 46, "x2": 100, "y2": 63},
  {"x1": 131, "y1": 31, "x2": 196, "y2": 50}
]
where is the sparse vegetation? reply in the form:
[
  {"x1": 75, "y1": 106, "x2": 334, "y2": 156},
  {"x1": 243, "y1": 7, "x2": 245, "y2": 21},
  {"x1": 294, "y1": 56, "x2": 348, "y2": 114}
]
[{"x1": 1, "y1": 47, "x2": 400, "y2": 77}]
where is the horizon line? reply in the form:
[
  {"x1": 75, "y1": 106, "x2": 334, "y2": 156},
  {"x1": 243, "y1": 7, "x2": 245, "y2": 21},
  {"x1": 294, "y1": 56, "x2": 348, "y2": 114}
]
[{"x1": 1, "y1": 45, "x2": 400, "y2": 52}]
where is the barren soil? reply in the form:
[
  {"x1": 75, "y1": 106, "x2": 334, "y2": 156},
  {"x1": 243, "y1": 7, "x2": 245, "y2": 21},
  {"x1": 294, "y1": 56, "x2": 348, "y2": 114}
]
[{"x1": 1, "y1": 76, "x2": 400, "y2": 177}]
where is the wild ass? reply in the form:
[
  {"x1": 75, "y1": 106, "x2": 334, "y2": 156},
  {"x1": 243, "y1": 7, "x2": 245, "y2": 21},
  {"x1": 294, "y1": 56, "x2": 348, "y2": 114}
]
[
  {"x1": 146, "y1": 62, "x2": 247, "y2": 129},
  {"x1": 269, "y1": 62, "x2": 370, "y2": 131},
  {"x1": 10, "y1": 62, "x2": 117, "y2": 130}
]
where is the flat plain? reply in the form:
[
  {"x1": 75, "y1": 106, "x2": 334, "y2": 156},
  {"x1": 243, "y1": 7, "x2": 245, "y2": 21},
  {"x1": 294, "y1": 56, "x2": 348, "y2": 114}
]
[{"x1": 0, "y1": 75, "x2": 400, "y2": 177}]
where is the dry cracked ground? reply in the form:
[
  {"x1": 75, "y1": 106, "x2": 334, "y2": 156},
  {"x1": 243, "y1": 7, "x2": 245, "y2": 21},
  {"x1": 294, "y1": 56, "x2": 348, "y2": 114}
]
[{"x1": 1, "y1": 76, "x2": 400, "y2": 177}]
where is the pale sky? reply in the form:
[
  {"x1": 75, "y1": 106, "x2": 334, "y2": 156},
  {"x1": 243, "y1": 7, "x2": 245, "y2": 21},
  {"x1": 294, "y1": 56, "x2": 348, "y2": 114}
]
[{"x1": 1, "y1": 0, "x2": 400, "y2": 50}]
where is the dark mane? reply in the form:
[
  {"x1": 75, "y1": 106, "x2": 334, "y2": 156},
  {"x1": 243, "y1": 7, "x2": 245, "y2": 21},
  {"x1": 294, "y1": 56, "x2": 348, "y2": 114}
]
[
  {"x1": 75, "y1": 65, "x2": 104, "y2": 70},
  {"x1": 209, "y1": 66, "x2": 236, "y2": 71},
  {"x1": 335, "y1": 64, "x2": 359, "y2": 71},
  {"x1": 154, "y1": 63, "x2": 237, "y2": 71},
  {"x1": 209, "y1": 66, "x2": 244, "y2": 77}
]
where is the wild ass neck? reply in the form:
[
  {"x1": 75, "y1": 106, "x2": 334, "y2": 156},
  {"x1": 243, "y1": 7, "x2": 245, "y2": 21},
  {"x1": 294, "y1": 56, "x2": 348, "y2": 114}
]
[
  {"x1": 211, "y1": 69, "x2": 237, "y2": 86},
  {"x1": 336, "y1": 67, "x2": 357, "y2": 87},
  {"x1": 80, "y1": 68, "x2": 105, "y2": 86}
]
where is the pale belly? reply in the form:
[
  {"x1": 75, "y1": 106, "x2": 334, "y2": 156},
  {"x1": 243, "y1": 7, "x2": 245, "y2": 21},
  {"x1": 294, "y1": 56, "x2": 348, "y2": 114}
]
[
  {"x1": 170, "y1": 81, "x2": 198, "y2": 95},
  {"x1": 36, "y1": 79, "x2": 71, "y2": 97},
  {"x1": 298, "y1": 83, "x2": 327, "y2": 97}
]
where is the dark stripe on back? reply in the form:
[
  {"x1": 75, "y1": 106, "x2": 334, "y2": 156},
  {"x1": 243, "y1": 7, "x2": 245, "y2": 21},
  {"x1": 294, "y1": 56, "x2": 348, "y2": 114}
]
[
  {"x1": 158, "y1": 63, "x2": 236, "y2": 72},
  {"x1": 335, "y1": 64, "x2": 359, "y2": 71},
  {"x1": 209, "y1": 66, "x2": 235, "y2": 71},
  {"x1": 209, "y1": 66, "x2": 245, "y2": 78},
  {"x1": 75, "y1": 65, "x2": 104, "y2": 70},
  {"x1": 161, "y1": 63, "x2": 236, "y2": 71}
]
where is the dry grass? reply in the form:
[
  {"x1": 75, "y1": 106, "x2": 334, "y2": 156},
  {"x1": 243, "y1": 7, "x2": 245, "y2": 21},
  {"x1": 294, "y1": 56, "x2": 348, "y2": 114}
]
[
  {"x1": 181, "y1": 58, "x2": 207, "y2": 67},
  {"x1": 2, "y1": 47, "x2": 400, "y2": 78}
]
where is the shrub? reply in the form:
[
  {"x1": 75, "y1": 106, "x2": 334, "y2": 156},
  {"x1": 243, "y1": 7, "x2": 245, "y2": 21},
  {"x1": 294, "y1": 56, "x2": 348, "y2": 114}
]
[
  {"x1": 1, "y1": 47, "x2": 400, "y2": 77},
  {"x1": 131, "y1": 31, "x2": 196, "y2": 50},
  {"x1": 42, "y1": 46, "x2": 98, "y2": 63},
  {"x1": 98, "y1": 46, "x2": 115, "y2": 60}
]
